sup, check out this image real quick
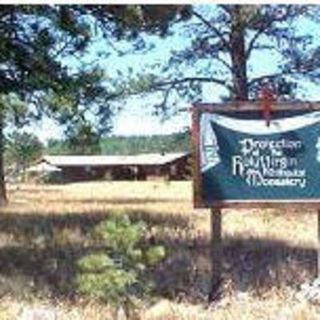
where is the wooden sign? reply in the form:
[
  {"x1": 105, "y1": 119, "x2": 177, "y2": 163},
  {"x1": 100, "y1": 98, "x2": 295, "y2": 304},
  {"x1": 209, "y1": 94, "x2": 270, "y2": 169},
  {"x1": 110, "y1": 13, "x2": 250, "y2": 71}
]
[{"x1": 192, "y1": 102, "x2": 320, "y2": 208}]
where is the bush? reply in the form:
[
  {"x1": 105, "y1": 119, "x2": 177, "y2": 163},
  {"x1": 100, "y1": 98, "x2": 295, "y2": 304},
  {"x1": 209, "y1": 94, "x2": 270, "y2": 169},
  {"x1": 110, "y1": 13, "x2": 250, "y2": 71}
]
[{"x1": 76, "y1": 214, "x2": 166, "y2": 307}]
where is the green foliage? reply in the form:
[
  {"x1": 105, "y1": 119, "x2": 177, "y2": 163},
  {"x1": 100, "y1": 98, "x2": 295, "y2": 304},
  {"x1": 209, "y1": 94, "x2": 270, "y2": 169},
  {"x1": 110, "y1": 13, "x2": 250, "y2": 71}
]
[
  {"x1": 0, "y1": 5, "x2": 127, "y2": 202},
  {"x1": 46, "y1": 131, "x2": 190, "y2": 156},
  {"x1": 88, "y1": 5, "x2": 190, "y2": 39},
  {"x1": 100, "y1": 132, "x2": 190, "y2": 155},
  {"x1": 78, "y1": 252, "x2": 119, "y2": 272},
  {"x1": 93, "y1": 215, "x2": 144, "y2": 252},
  {"x1": 5, "y1": 131, "x2": 44, "y2": 175},
  {"x1": 0, "y1": 94, "x2": 28, "y2": 127},
  {"x1": 65, "y1": 122, "x2": 101, "y2": 155},
  {"x1": 145, "y1": 246, "x2": 166, "y2": 267},
  {"x1": 46, "y1": 139, "x2": 70, "y2": 155},
  {"x1": 76, "y1": 214, "x2": 166, "y2": 305},
  {"x1": 77, "y1": 269, "x2": 137, "y2": 302}
]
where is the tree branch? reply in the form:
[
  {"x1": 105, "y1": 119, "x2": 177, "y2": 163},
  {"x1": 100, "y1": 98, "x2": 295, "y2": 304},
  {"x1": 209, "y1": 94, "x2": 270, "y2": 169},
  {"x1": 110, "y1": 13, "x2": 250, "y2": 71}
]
[
  {"x1": 246, "y1": 6, "x2": 302, "y2": 59},
  {"x1": 219, "y1": 5, "x2": 233, "y2": 16},
  {"x1": 248, "y1": 73, "x2": 283, "y2": 87},
  {"x1": 153, "y1": 76, "x2": 233, "y2": 92},
  {"x1": 192, "y1": 9, "x2": 230, "y2": 51},
  {"x1": 214, "y1": 55, "x2": 233, "y2": 71},
  {"x1": 248, "y1": 69, "x2": 311, "y2": 87},
  {"x1": 246, "y1": 21, "x2": 274, "y2": 59}
]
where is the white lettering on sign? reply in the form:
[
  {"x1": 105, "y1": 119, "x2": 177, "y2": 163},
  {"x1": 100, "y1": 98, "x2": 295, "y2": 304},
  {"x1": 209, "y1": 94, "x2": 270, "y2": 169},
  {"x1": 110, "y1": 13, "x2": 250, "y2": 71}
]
[{"x1": 232, "y1": 138, "x2": 306, "y2": 188}]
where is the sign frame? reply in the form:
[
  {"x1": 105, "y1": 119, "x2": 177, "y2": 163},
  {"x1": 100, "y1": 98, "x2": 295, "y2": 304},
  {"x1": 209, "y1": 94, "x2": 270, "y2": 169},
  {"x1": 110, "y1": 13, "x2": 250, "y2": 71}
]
[{"x1": 192, "y1": 101, "x2": 320, "y2": 209}]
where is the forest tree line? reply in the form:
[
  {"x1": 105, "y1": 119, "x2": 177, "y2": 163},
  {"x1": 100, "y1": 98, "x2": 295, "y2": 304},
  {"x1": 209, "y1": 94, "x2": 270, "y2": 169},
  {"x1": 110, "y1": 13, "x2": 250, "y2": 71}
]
[
  {"x1": 48, "y1": 131, "x2": 190, "y2": 155},
  {"x1": 5, "y1": 131, "x2": 190, "y2": 176}
]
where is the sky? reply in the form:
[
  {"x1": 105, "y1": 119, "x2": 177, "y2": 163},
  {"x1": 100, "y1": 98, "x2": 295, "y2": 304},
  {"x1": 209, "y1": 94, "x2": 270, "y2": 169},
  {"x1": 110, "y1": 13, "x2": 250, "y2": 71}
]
[
  {"x1": 23, "y1": 4, "x2": 320, "y2": 143},
  {"x1": 26, "y1": 14, "x2": 195, "y2": 142},
  {"x1": 28, "y1": 104, "x2": 191, "y2": 142}
]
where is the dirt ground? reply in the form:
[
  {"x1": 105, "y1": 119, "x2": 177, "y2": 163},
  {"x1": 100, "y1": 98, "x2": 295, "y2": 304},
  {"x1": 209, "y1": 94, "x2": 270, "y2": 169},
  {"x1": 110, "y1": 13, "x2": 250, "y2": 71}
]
[{"x1": 0, "y1": 181, "x2": 319, "y2": 319}]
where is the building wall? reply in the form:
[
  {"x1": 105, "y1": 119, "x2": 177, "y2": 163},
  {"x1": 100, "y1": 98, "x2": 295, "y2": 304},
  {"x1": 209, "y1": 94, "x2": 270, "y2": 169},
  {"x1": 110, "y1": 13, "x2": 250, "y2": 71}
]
[{"x1": 45, "y1": 155, "x2": 191, "y2": 182}]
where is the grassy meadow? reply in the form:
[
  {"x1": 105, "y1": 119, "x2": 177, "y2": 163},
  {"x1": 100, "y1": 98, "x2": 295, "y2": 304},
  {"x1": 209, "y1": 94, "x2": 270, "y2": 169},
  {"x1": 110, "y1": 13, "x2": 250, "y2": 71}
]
[{"x1": 0, "y1": 181, "x2": 319, "y2": 319}]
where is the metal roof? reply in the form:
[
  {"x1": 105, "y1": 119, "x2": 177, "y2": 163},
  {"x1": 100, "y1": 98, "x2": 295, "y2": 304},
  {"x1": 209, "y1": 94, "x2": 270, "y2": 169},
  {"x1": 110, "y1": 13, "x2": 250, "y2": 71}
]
[
  {"x1": 27, "y1": 162, "x2": 62, "y2": 172},
  {"x1": 41, "y1": 153, "x2": 189, "y2": 167}
]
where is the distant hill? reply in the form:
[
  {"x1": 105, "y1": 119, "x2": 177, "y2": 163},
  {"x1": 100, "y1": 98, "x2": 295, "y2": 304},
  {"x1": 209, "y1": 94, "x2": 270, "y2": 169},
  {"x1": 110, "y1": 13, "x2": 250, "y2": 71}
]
[{"x1": 47, "y1": 132, "x2": 190, "y2": 155}]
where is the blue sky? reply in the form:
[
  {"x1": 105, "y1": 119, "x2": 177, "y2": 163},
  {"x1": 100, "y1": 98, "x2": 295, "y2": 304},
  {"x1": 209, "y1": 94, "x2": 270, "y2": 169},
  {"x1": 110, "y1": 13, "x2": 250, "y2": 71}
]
[{"x1": 24, "y1": 5, "x2": 320, "y2": 143}]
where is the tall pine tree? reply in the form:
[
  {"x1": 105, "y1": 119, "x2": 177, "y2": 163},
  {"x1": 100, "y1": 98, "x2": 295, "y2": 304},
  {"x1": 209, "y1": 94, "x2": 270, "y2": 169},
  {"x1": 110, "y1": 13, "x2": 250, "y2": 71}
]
[
  {"x1": 0, "y1": 5, "x2": 120, "y2": 205},
  {"x1": 104, "y1": 5, "x2": 320, "y2": 111}
]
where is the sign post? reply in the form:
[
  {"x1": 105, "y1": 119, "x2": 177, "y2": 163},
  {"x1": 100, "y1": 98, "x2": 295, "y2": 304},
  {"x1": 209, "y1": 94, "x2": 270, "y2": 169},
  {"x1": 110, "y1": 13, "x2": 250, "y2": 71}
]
[
  {"x1": 318, "y1": 210, "x2": 320, "y2": 277},
  {"x1": 192, "y1": 102, "x2": 320, "y2": 301},
  {"x1": 209, "y1": 208, "x2": 222, "y2": 301}
]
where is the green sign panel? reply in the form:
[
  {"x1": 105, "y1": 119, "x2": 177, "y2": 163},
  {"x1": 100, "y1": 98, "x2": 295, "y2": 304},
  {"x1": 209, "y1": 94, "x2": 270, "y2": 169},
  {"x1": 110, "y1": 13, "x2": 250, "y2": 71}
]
[{"x1": 194, "y1": 106, "x2": 320, "y2": 207}]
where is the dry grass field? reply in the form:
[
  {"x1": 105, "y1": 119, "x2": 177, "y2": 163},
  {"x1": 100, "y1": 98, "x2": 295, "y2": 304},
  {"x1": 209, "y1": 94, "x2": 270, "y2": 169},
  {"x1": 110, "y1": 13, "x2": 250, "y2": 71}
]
[{"x1": 0, "y1": 181, "x2": 319, "y2": 319}]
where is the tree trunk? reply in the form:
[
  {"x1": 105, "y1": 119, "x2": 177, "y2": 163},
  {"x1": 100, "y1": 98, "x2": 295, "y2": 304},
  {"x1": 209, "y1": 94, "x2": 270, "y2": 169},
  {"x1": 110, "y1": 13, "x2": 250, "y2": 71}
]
[
  {"x1": 230, "y1": 5, "x2": 248, "y2": 101},
  {"x1": 0, "y1": 110, "x2": 7, "y2": 206}
]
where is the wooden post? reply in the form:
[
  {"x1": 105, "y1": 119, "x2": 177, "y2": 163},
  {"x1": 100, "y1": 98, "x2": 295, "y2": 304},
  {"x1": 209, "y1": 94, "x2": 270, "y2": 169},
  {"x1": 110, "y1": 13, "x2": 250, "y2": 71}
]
[
  {"x1": 318, "y1": 210, "x2": 320, "y2": 278},
  {"x1": 208, "y1": 208, "x2": 222, "y2": 302}
]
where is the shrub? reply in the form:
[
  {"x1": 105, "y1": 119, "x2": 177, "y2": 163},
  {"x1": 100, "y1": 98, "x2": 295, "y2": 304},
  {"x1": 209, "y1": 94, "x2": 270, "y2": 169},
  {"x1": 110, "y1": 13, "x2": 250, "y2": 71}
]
[{"x1": 76, "y1": 214, "x2": 166, "y2": 307}]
